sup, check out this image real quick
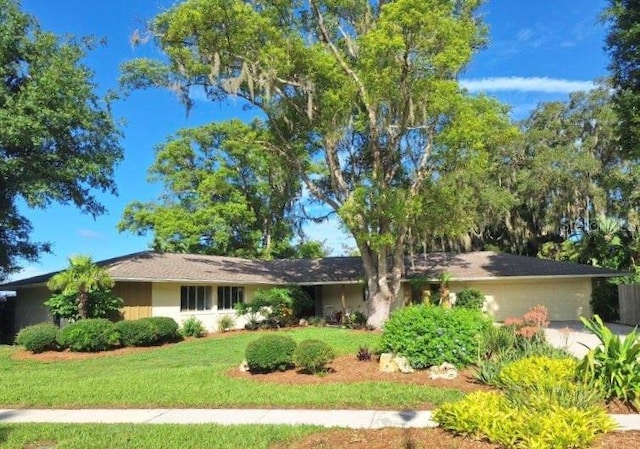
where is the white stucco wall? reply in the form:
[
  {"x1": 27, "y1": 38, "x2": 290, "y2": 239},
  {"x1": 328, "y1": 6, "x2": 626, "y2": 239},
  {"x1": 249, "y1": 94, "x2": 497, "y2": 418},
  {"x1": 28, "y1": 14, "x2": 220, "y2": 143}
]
[
  {"x1": 151, "y1": 282, "x2": 273, "y2": 332},
  {"x1": 451, "y1": 277, "x2": 593, "y2": 321}
]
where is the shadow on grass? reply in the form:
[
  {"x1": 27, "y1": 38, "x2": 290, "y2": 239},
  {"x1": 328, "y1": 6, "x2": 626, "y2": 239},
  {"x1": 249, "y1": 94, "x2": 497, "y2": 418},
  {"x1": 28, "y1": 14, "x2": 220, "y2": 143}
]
[{"x1": 0, "y1": 425, "x2": 10, "y2": 444}]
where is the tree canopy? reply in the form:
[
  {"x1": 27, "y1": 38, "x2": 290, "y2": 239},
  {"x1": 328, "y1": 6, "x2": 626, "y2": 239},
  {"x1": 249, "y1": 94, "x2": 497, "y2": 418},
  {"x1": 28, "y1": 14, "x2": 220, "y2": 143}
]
[
  {"x1": 604, "y1": 0, "x2": 640, "y2": 158},
  {"x1": 118, "y1": 119, "x2": 305, "y2": 259},
  {"x1": 0, "y1": 0, "x2": 123, "y2": 280},
  {"x1": 122, "y1": 0, "x2": 516, "y2": 327}
]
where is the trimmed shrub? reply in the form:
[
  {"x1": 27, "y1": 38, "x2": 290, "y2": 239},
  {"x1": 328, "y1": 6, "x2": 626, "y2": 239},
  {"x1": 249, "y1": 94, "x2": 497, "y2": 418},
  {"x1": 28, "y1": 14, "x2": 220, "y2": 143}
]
[
  {"x1": 114, "y1": 320, "x2": 157, "y2": 347},
  {"x1": 245, "y1": 334, "x2": 297, "y2": 373},
  {"x1": 15, "y1": 323, "x2": 59, "y2": 353},
  {"x1": 141, "y1": 316, "x2": 181, "y2": 343},
  {"x1": 454, "y1": 288, "x2": 485, "y2": 310},
  {"x1": 181, "y1": 317, "x2": 206, "y2": 338},
  {"x1": 293, "y1": 339, "x2": 335, "y2": 374},
  {"x1": 57, "y1": 319, "x2": 119, "y2": 352},
  {"x1": 381, "y1": 305, "x2": 491, "y2": 368}
]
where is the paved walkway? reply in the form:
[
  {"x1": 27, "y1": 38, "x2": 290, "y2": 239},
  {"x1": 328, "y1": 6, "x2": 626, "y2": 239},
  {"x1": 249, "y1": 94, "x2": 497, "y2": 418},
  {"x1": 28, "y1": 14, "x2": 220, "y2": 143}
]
[{"x1": 1, "y1": 409, "x2": 640, "y2": 431}]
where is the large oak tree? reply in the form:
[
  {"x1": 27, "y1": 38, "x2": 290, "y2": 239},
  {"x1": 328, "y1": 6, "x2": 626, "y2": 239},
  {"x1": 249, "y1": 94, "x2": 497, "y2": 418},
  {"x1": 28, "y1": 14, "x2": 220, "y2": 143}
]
[
  {"x1": 122, "y1": 0, "x2": 515, "y2": 327},
  {"x1": 0, "y1": 0, "x2": 123, "y2": 280}
]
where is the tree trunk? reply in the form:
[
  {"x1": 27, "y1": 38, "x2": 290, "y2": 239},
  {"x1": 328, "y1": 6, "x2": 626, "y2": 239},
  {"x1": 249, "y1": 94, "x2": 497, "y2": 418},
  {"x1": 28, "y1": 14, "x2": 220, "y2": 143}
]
[
  {"x1": 359, "y1": 239, "x2": 405, "y2": 329},
  {"x1": 78, "y1": 290, "x2": 89, "y2": 319}
]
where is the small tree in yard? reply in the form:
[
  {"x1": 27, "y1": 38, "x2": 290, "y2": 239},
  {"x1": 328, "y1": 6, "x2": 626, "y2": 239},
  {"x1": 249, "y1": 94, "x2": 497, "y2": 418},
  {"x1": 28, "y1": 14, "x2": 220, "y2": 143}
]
[{"x1": 46, "y1": 255, "x2": 122, "y2": 320}]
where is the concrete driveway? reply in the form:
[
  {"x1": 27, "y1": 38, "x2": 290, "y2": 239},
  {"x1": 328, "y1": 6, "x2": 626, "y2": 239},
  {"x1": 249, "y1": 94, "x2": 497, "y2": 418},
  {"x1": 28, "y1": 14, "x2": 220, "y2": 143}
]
[{"x1": 544, "y1": 321, "x2": 637, "y2": 358}]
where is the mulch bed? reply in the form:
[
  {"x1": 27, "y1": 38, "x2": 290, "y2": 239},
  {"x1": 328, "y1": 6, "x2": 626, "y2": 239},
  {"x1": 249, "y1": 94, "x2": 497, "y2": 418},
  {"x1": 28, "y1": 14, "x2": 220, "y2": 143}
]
[
  {"x1": 229, "y1": 355, "x2": 490, "y2": 393},
  {"x1": 279, "y1": 428, "x2": 640, "y2": 449}
]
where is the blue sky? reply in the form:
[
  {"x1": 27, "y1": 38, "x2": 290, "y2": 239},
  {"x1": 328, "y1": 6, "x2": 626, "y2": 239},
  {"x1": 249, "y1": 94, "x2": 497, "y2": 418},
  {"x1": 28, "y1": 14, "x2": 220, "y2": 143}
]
[{"x1": 10, "y1": 0, "x2": 610, "y2": 280}]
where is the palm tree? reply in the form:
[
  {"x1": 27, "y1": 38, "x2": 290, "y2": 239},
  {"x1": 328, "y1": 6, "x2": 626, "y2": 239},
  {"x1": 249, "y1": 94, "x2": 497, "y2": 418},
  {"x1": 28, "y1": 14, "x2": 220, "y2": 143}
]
[
  {"x1": 47, "y1": 255, "x2": 115, "y2": 319},
  {"x1": 438, "y1": 271, "x2": 453, "y2": 309}
]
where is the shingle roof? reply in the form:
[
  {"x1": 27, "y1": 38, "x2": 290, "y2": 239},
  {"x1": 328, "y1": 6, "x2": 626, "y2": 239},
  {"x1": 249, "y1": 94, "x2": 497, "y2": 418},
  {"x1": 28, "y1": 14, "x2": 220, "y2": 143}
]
[
  {"x1": 0, "y1": 250, "x2": 623, "y2": 289},
  {"x1": 405, "y1": 251, "x2": 623, "y2": 279}
]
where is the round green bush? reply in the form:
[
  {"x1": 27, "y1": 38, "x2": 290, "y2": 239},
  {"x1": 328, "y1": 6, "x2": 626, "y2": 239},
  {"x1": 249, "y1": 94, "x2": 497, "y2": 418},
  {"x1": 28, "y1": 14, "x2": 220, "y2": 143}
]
[
  {"x1": 455, "y1": 288, "x2": 485, "y2": 310},
  {"x1": 57, "y1": 318, "x2": 119, "y2": 352},
  {"x1": 381, "y1": 305, "x2": 491, "y2": 368},
  {"x1": 293, "y1": 339, "x2": 335, "y2": 374},
  {"x1": 114, "y1": 319, "x2": 157, "y2": 347},
  {"x1": 141, "y1": 316, "x2": 181, "y2": 343},
  {"x1": 15, "y1": 323, "x2": 59, "y2": 353},
  {"x1": 245, "y1": 334, "x2": 297, "y2": 373}
]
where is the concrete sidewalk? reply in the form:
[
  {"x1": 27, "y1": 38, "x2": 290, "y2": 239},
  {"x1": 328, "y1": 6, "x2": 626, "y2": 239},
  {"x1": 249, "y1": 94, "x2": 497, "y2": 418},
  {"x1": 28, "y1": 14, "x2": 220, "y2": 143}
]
[{"x1": 1, "y1": 409, "x2": 640, "y2": 431}]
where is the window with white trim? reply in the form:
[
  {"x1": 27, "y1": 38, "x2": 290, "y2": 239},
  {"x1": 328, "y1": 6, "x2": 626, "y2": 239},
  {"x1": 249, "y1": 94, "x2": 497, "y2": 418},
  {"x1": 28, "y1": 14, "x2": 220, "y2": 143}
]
[
  {"x1": 180, "y1": 286, "x2": 212, "y2": 311},
  {"x1": 217, "y1": 286, "x2": 244, "y2": 310}
]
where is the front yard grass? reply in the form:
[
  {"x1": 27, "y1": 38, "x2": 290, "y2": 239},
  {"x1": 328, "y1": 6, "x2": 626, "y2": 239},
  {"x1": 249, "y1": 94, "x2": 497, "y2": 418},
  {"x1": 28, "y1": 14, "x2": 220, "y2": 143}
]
[
  {"x1": 0, "y1": 327, "x2": 464, "y2": 409},
  {"x1": 0, "y1": 423, "x2": 321, "y2": 449}
]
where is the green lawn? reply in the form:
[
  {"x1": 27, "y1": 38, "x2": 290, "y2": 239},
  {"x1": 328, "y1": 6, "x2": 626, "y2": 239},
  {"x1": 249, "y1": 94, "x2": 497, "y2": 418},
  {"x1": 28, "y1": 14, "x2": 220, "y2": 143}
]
[
  {"x1": 0, "y1": 327, "x2": 464, "y2": 409},
  {"x1": 0, "y1": 423, "x2": 320, "y2": 449}
]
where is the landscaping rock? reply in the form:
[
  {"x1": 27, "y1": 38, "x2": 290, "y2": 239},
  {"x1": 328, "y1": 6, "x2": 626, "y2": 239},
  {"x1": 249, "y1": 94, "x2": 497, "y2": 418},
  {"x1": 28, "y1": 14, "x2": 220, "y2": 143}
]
[
  {"x1": 393, "y1": 356, "x2": 415, "y2": 373},
  {"x1": 429, "y1": 362, "x2": 458, "y2": 380},
  {"x1": 299, "y1": 318, "x2": 308, "y2": 327},
  {"x1": 239, "y1": 359, "x2": 250, "y2": 372},
  {"x1": 379, "y1": 353, "x2": 399, "y2": 373}
]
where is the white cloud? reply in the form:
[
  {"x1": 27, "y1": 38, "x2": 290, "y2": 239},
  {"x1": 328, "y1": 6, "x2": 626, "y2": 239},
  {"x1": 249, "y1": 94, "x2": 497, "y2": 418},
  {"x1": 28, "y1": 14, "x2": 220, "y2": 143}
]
[
  {"x1": 460, "y1": 76, "x2": 595, "y2": 94},
  {"x1": 78, "y1": 229, "x2": 105, "y2": 239}
]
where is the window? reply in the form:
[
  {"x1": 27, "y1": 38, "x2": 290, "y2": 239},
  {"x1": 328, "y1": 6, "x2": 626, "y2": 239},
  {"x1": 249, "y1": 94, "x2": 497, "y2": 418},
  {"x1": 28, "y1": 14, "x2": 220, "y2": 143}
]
[
  {"x1": 217, "y1": 286, "x2": 244, "y2": 310},
  {"x1": 180, "y1": 286, "x2": 212, "y2": 311}
]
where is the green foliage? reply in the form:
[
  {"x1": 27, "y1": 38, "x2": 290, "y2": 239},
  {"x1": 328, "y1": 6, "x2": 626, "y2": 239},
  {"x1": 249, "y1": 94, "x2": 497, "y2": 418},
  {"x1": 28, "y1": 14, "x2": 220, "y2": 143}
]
[
  {"x1": 604, "y1": 0, "x2": 640, "y2": 158},
  {"x1": 217, "y1": 315, "x2": 236, "y2": 332},
  {"x1": 343, "y1": 311, "x2": 368, "y2": 329},
  {"x1": 497, "y1": 356, "x2": 577, "y2": 390},
  {"x1": 0, "y1": 0, "x2": 122, "y2": 281},
  {"x1": 454, "y1": 288, "x2": 485, "y2": 310},
  {"x1": 292, "y1": 339, "x2": 335, "y2": 374},
  {"x1": 114, "y1": 320, "x2": 157, "y2": 347},
  {"x1": 236, "y1": 287, "x2": 310, "y2": 328},
  {"x1": 45, "y1": 290, "x2": 123, "y2": 322},
  {"x1": 46, "y1": 255, "x2": 119, "y2": 320},
  {"x1": 180, "y1": 317, "x2": 205, "y2": 338},
  {"x1": 118, "y1": 120, "x2": 301, "y2": 259},
  {"x1": 577, "y1": 314, "x2": 640, "y2": 406},
  {"x1": 57, "y1": 319, "x2": 119, "y2": 352},
  {"x1": 381, "y1": 305, "x2": 491, "y2": 368},
  {"x1": 141, "y1": 317, "x2": 181, "y2": 343},
  {"x1": 15, "y1": 322, "x2": 59, "y2": 353},
  {"x1": 434, "y1": 390, "x2": 615, "y2": 449},
  {"x1": 245, "y1": 334, "x2": 297, "y2": 373},
  {"x1": 591, "y1": 280, "x2": 619, "y2": 322},
  {"x1": 474, "y1": 323, "x2": 574, "y2": 386},
  {"x1": 123, "y1": 0, "x2": 516, "y2": 327}
]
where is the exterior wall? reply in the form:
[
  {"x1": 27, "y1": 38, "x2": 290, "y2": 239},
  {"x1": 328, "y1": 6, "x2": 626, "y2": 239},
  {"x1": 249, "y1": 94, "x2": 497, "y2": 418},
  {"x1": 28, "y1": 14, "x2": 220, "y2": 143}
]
[
  {"x1": 14, "y1": 286, "x2": 52, "y2": 330},
  {"x1": 320, "y1": 283, "x2": 366, "y2": 321},
  {"x1": 113, "y1": 282, "x2": 152, "y2": 320},
  {"x1": 151, "y1": 282, "x2": 273, "y2": 332},
  {"x1": 450, "y1": 278, "x2": 593, "y2": 321}
]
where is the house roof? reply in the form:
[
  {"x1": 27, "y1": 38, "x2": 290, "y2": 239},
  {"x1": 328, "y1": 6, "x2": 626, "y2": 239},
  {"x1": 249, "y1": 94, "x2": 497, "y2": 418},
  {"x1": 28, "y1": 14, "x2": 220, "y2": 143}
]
[{"x1": 0, "y1": 250, "x2": 624, "y2": 290}]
